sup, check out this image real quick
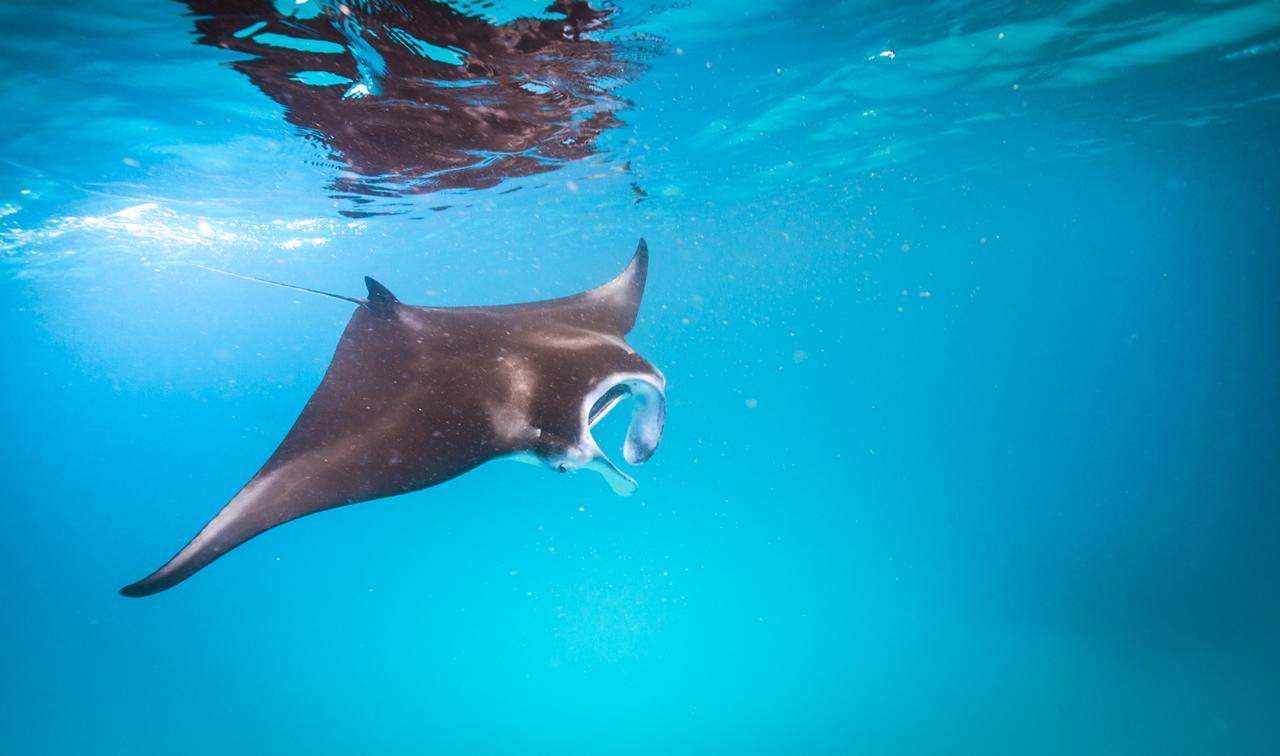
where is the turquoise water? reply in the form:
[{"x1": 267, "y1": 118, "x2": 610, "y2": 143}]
[{"x1": 3, "y1": 0, "x2": 1280, "y2": 752}]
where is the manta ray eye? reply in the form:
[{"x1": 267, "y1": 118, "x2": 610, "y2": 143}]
[{"x1": 556, "y1": 463, "x2": 568, "y2": 473}]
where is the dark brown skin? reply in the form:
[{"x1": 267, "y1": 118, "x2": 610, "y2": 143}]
[
  {"x1": 119, "y1": 241, "x2": 663, "y2": 597},
  {"x1": 180, "y1": 0, "x2": 640, "y2": 200}
]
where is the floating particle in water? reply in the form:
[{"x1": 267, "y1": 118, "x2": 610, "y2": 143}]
[{"x1": 745, "y1": 399, "x2": 759, "y2": 409}]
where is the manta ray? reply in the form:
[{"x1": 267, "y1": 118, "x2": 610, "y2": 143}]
[{"x1": 120, "y1": 240, "x2": 664, "y2": 597}]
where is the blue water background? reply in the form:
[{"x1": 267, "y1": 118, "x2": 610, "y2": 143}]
[{"x1": 2, "y1": 1, "x2": 1279, "y2": 753}]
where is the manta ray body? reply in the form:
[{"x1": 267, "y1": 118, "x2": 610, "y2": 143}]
[{"x1": 121, "y1": 240, "x2": 664, "y2": 597}]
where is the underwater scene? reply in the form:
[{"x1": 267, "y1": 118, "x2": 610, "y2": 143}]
[{"x1": 2, "y1": 0, "x2": 1279, "y2": 753}]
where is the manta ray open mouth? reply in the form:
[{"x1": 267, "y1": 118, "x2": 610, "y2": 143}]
[{"x1": 584, "y1": 376, "x2": 666, "y2": 494}]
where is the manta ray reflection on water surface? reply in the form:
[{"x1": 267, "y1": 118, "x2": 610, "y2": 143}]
[
  {"x1": 120, "y1": 240, "x2": 664, "y2": 597},
  {"x1": 181, "y1": 0, "x2": 644, "y2": 206}
]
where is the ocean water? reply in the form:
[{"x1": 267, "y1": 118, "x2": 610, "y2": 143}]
[{"x1": 2, "y1": 0, "x2": 1279, "y2": 753}]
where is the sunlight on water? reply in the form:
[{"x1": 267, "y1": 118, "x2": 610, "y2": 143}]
[{"x1": 2, "y1": 202, "x2": 368, "y2": 277}]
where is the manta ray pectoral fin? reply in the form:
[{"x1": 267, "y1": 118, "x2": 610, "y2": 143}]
[
  {"x1": 119, "y1": 481, "x2": 280, "y2": 597},
  {"x1": 590, "y1": 238, "x2": 647, "y2": 335},
  {"x1": 119, "y1": 508, "x2": 247, "y2": 597},
  {"x1": 119, "y1": 460, "x2": 344, "y2": 597},
  {"x1": 539, "y1": 239, "x2": 648, "y2": 335}
]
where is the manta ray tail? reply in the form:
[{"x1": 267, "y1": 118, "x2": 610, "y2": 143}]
[{"x1": 195, "y1": 265, "x2": 399, "y2": 318}]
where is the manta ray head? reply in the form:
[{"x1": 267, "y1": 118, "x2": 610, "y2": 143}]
[{"x1": 533, "y1": 372, "x2": 666, "y2": 496}]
